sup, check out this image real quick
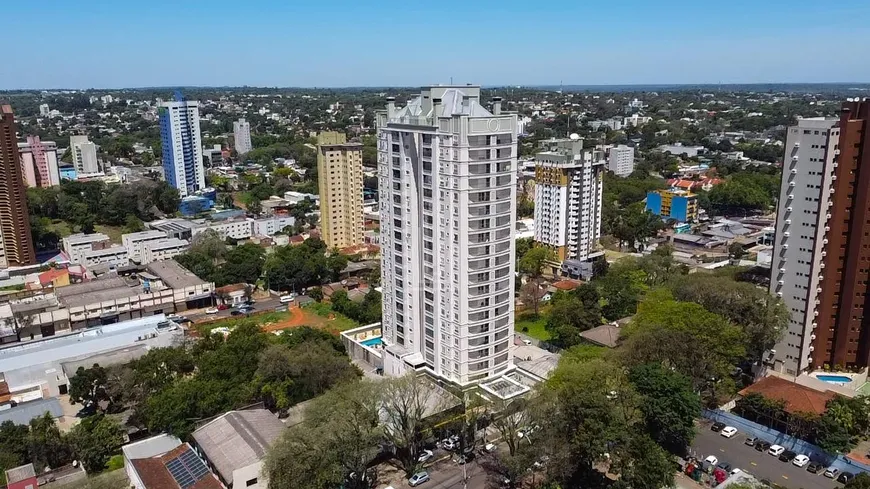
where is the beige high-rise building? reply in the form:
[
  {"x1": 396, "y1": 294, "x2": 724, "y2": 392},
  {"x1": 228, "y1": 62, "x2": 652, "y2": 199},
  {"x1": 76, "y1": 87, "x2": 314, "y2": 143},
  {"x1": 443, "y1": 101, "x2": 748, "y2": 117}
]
[{"x1": 316, "y1": 132, "x2": 364, "y2": 250}]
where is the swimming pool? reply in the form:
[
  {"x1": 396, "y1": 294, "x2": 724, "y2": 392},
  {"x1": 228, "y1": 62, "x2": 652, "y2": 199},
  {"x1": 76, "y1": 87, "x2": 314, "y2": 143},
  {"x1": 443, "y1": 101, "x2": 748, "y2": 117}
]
[
  {"x1": 360, "y1": 336, "x2": 383, "y2": 347},
  {"x1": 816, "y1": 374, "x2": 852, "y2": 384}
]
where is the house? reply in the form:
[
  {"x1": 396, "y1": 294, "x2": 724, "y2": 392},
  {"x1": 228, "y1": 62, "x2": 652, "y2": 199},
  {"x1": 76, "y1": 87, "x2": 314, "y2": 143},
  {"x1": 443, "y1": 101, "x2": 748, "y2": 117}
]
[
  {"x1": 191, "y1": 409, "x2": 286, "y2": 489},
  {"x1": 38, "y1": 268, "x2": 70, "y2": 289},
  {"x1": 5, "y1": 463, "x2": 36, "y2": 489},
  {"x1": 738, "y1": 376, "x2": 838, "y2": 416},
  {"x1": 215, "y1": 283, "x2": 251, "y2": 305},
  {"x1": 550, "y1": 279, "x2": 582, "y2": 292},
  {"x1": 579, "y1": 323, "x2": 622, "y2": 348},
  {"x1": 127, "y1": 440, "x2": 222, "y2": 489}
]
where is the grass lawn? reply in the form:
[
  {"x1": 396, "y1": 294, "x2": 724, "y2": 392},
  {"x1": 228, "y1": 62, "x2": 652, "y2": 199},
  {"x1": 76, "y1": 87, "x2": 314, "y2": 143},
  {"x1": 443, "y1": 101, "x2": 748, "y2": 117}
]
[
  {"x1": 306, "y1": 302, "x2": 360, "y2": 332},
  {"x1": 94, "y1": 224, "x2": 125, "y2": 243},
  {"x1": 46, "y1": 219, "x2": 74, "y2": 238},
  {"x1": 65, "y1": 469, "x2": 128, "y2": 489},
  {"x1": 515, "y1": 309, "x2": 551, "y2": 341}
]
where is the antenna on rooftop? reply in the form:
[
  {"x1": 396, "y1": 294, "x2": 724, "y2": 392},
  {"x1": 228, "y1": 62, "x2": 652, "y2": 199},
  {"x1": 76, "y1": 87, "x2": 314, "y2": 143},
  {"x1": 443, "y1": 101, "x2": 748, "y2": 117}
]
[{"x1": 450, "y1": 76, "x2": 453, "y2": 84}]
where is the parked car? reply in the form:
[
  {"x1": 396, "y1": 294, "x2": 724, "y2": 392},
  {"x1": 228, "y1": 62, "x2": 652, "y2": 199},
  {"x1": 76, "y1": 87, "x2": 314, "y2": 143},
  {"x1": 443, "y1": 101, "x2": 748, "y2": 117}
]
[
  {"x1": 744, "y1": 436, "x2": 758, "y2": 446},
  {"x1": 217, "y1": 304, "x2": 229, "y2": 310},
  {"x1": 754, "y1": 440, "x2": 772, "y2": 452},
  {"x1": 279, "y1": 294, "x2": 296, "y2": 304},
  {"x1": 823, "y1": 467, "x2": 840, "y2": 478},
  {"x1": 711, "y1": 422, "x2": 726, "y2": 432},
  {"x1": 484, "y1": 443, "x2": 497, "y2": 452},
  {"x1": 205, "y1": 307, "x2": 219, "y2": 314},
  {"x1": 716, "y1": 461, "x2": 732, "y2": 473},
  {"x1": 768, "y1": 445, "x2": 785, "y2": 457},
  {"x1": 418, "y1": 449, "x2": 433, "y2": 463},
  {"x1": 792, "y1": 454, "x2": 810, "y2": 467},
  {"x1": 806, "y1": 461, "x2": 824, "y2": 473},
  {"x1": 838, "y1": 472, "x2": 856, "y2": 484},
  {"x1": 720, "y1": 426, "x2": 738, "y2": 438},
  {"x1": 778, "y1": 450, "x2": 797, "y2": 462},
  {"x1": 409, "y1": 471, "x2": 430, "y2": 486},
  {"x1": 704, "y1": 455, "x2": 719, "y2": 467},
  {"x1": 230, "y1": 310, "x2": 243, "y2": 316}
]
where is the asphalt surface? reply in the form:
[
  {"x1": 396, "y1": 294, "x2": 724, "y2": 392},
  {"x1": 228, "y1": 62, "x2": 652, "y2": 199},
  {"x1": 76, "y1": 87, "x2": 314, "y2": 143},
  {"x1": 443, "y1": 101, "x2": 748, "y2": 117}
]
[
  {"x1": 185, "y1": 296, "x2": 284, "y2": 322},
  {"x1": 390, "y1": 459, "x2": 489, "y2": 489},
  {"x1": 691, "y1": 424, "x2": 843, "y2": 489}
]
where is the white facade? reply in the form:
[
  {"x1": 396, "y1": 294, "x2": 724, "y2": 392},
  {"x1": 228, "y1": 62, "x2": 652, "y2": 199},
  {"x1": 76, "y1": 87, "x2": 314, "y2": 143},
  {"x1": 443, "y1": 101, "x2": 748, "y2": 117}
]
[
  {"x1": 533, "y1": 138, "x2": 604, "y2": 263},
  {"x1": 192, "y1": 219, "x2": 252, "y2": 240},
  {"x1": 770, "y1": 117, "x2": 839, "y2": 375},
  {"x1": 159, "y1": 99, "x2": 205, "y2": 198},
  {"x1": 252, "y1": 216, "x2": 295, "y2": 236},
  {"x1": 142, "y1": 238, "x2": 189, "y2": 264},
  {"x1": 38, "y1": 104, "x2": 50, "y2": 117},
  {"x1": 608, "y1": 144, "x2": 635, "y2": 177},
  {"x1": 83, "y1": 245, "x2": 129, "y2": 268},
  {"x1": 376, "y1": 87, "x2": 517, "y2": 386},
  {"x1": 69, "y1": 135, "x2": 99, "y2": 174},
  {"x1": 233, "y1": 118, "x2": 252, "y2": 154},
  {"x1": 623, "y1": 114, "x2": 651, "y2": 127},
  {"x1": 62, "y1": 233, "x2": 111, "y2": 265},
  {"x1": 123, "y1": 230, "x2": 170, "y2": 263}
]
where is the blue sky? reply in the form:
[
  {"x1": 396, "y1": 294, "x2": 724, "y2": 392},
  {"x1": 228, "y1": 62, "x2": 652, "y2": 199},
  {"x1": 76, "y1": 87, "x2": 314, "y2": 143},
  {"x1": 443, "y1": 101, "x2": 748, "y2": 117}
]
[{"x1": 3, "y1": 0, "x2": 869, "y2": 89}]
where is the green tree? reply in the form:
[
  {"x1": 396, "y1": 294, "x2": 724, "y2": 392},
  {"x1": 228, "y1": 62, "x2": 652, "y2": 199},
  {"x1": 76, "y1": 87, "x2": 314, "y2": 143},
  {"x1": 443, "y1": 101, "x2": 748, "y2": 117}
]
[
  {"x1": 628, "y1": 363, "x2": 700, "y2": 452},
  {"x1": 844, "y1": 473, "x2": 870, "y2": 489},
  {"x1": 326, "y1": 251, "x2": 349, "y2": 282},
  {"x1": 68, "y1": 415, "x2": 125, "y2": 473},
  {"x1": 69, "y1": 364, "x2": 111, "y2": 411},
  {"x1": 28, "y1": 413, "x2": 71, "y2": 471},
  {"x1": 545, "y1": 285, "x2": 602, "y2": 348}
]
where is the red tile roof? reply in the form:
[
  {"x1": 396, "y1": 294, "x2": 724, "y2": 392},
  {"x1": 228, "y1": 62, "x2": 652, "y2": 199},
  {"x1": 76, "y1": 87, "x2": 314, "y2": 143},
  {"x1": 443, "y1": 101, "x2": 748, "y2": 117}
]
[
  {"x1": 738, "y1": 376, "x2": 838, "y2": 415},
  {"x1": 38, "y1": 268, "x2": 68, "y2": 286},
  {"x1": 130, "y1": 444, "x2": 222, "y2": 489},
  {"x1": 215, "y1": 283, "x2": 247, "y2": 294},
  {"x1": 551, "y1": 279, "x2": 582, "y2": 291}
]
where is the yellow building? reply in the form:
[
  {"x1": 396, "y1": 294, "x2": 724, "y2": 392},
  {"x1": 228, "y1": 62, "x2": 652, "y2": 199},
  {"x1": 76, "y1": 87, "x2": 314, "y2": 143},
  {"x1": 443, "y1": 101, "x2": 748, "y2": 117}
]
[{"x1": 316, "y1": 132, "x2": 364, "y2": 249}]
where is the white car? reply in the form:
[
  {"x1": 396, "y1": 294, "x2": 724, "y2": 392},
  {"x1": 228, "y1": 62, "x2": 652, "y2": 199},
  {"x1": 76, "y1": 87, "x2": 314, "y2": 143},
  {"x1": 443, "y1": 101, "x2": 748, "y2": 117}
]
[
  {"x1": 409, "y1": 471, "x2": 430, "y2": 486},
  {"x1": 768, "y1": 445, "x2": 785, "y2": 456},
  {"x1": 417, "y1": 449, "x2": 434, "y2": 463},
  {"x1": 205, "y1": 307, "x2": 219, "y2": 314},
  {"x1": 485, "y1": 443, "x2": 497, "y2": 452},
  {"x1": 704, "y1": 455, "x2": 718, "y2": 467},
  {"x1": 792, "y1": 454, "x2": 810, "y2": 467},
  {"x1": 720, "y1": 426, "x2": 738, "y2": 438},
  {"x1": 522, "y1": 339, "x2": 532, "y2": 345},
  {"x1": 824, "y1": 467, "x2": 840, "y2": 478},
  {"x1": 279, "y1": 294, "x2": 296, "y2": 304}
]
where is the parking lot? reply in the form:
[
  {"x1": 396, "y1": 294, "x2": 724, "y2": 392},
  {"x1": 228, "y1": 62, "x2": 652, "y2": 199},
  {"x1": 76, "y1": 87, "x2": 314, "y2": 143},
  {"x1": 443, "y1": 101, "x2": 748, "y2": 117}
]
[{"x1": 691, "y1": 423, "x2": 848, "y2": 489}]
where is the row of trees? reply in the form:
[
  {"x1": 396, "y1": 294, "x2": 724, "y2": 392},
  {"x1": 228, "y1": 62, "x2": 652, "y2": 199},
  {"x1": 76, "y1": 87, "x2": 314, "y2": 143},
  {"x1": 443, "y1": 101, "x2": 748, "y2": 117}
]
[
  {"x1": 175, "y1": 232, "x2": 267, "y2": 287},
  {"x1": 67, "y1": 324, "x2": 359, "y2": 440}
]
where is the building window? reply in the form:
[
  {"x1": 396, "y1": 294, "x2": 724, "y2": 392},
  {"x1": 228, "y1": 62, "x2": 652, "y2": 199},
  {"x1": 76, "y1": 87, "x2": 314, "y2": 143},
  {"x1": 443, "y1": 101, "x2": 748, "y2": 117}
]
[{"x1": 246, "y1": 479, "x2": 258, "y2": 487}]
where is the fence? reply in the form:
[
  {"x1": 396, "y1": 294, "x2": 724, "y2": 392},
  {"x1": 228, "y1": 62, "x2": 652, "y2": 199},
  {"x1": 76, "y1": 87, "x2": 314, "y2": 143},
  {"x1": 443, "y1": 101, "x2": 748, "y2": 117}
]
[{"x1": 702, "y1": 409, "x2": 870, "y2": 474}]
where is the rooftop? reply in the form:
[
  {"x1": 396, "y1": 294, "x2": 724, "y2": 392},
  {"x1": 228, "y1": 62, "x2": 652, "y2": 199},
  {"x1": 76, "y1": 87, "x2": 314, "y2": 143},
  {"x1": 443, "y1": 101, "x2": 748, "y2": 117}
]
[
  {"x1": 739, "y1": 375, "x2": 838, "y2": 415},
  {"x1": 578, "y1": 323, "x2": 622, "y2": 348},
  {"x1": 130, "y1": 443, "x2": 222, "y2": 489},
  {"x1": 145, "y1": 238, "x2": 189, "y2": 251},
  {"x1": 55, "y1": 276, "x2": 139, "y2": 307},
  {"x1": 192, "y1": 409, "x2": 285, "y2": 484},
  {"x1": 5, "y1": 463, "x2": 35, "y2": 484},
  {"x1": 124, "y1": 230, "x2": 168, "y2": 240},
  {"x1": 123, "y1": 433, "x2": 183, "y2": 461},
  {"x1": 146, "y1": 260, "x2": 208, "y2": 289},
  {"x1": 63, "y1": 233, "x2": 110, "y2": 246},
  {"x1": 0, "y1": 398, "x2": 63, "y2": 426}
]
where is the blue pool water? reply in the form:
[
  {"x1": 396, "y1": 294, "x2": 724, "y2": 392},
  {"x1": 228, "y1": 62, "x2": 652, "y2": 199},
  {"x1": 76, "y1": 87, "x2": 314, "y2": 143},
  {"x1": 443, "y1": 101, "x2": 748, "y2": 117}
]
[
  {"x1": 361, "y1": 336, "x2": 383, "y2": 347},
  {"x1": 816, "y1": 374, "x2": 852, "y2": 383}
]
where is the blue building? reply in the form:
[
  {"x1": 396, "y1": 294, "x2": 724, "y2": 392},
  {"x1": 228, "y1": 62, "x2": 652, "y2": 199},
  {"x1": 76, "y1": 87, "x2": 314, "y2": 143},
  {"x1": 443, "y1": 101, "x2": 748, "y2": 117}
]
[
  {"x1": 179, "y1": 195, "x2": 214, "y2": 216},
  {"x1": 159, "y1": 92, "x2": 204, "y2": 197},
  {"x1": 645, "y1": 189, "x2": 699, "y2": 223}
]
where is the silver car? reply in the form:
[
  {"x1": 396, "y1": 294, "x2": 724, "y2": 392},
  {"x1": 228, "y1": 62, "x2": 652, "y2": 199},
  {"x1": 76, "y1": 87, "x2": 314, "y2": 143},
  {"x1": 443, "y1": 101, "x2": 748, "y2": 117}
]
[{"x1": 409, "y1": 471, "x2": 430, "y2": 486}]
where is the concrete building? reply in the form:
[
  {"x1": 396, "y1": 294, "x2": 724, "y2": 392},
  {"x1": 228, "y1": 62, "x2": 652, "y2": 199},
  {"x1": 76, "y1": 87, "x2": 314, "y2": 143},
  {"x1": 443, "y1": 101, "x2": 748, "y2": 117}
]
[
  {"x1": 252, "y1": 215, "x2": 295, "y2": 236},
  {"x1": 0, "y1": 314, "x2": 184, "y2": 403},
  {"x1": 69, "y1": 135, "x2": 99, "y2": 174},
  {"x1": 376, "y1": 87, "x2": 517, "y2": 385},
  {"x1": 38, "y1": 104, "x2": 50, "y2": 117},
  {"x1": 646, "y1": 189, "x2": 699, "y2": 223},
  {"x1": 533, "y1": 137, "x2": 604, "y2": 265},
  {"x1": 203, "y1": 144, "x2": 223, "y2": 166},
  {"x1": 18, "y1": 136, "x2": 60, "y2": 188},
  {"x1": 608, "y1": 144, "x2": 635, "y2": 177},
  {"x1": 656, "y1": 143, "x2": 706, "y2": 158},
  {"x1": 809, "y1": 102, "x2": 870, "y2": 370},
  {"x1": 192, "y1": 409, "x2": 285, "y2": 489},
  {"x1": 317, "y1": 131, "x2": 364, "y2": 249},
  {"x1": 623, "y1": 114, "x2": 651, "y2": 127},
  {"x1": 61, "y1": 233, "x2": 112, "y2": 265},
  {"x1": 769, "y1": 117, "x2": 839, "y2": 375},
  {"x1": 283, "y1": 191, "x2": 319, "y2": 205},
  {"x1": 191, "y1": 218, "x2": 252, "y2": 241},
  {"x1": 82, "y1": 245, "x2": 129, "y2": 269},
  {"x1": 0, "y1": 106, "x2": 36, "y2": 268},
  {"x1": 142, "y1": 238, "x2": 189, "y2": 264},
  {"x1": 159, "y1": 94, "x2": 205, "y2": 197},
  {"x1": 123, "y1": 230, "x2": 170, "y2": 263},
  {"x1": 233, "y1": 118, "x2": 252, "y2": 155}
]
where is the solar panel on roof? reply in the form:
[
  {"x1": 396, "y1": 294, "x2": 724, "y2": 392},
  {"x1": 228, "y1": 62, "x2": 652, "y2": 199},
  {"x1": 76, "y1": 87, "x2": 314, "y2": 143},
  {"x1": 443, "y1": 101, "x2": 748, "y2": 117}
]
[{"x1": 165, "y1": 448, "x2": 211, "y2": 489}]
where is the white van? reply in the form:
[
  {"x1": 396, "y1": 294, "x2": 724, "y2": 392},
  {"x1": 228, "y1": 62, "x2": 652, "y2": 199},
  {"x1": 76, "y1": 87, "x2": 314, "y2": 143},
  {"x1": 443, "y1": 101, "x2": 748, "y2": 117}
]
[{"x1": 279, "y1": 294, "x2": 296, "y2": 304}]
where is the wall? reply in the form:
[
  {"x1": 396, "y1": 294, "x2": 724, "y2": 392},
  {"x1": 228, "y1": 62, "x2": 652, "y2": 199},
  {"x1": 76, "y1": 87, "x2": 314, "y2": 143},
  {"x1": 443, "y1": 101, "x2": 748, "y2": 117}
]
[{"x1": 702, "y1": 409, "x2": 870, "y2": 474}]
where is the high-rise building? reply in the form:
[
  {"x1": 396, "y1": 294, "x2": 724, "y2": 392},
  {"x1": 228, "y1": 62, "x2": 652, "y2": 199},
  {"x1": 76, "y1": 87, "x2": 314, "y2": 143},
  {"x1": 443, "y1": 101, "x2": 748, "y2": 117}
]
[
  {"x1": 769, "y1": 117, "x2": 839, "y2": 375},
  {"x1": 69, "y1": 135, "x2": 99, "y2": 174},
  {"x1": 159, "y1": 94, "x2": 205, "y2": 198},
  {"x1": 645, "y1": 189, "x2": 699, "y2": 223},
  {"x1": 608, "y1": 144, "x2": 635, "y2": 177},
  {"x1": 533, "y1": 137, "x2": 604, "y2": 267},
  {"x1": 18, "y1": 136, "x2": 60, "y2": 188},
  {"x1": 0, "y1": 106, "x2": 36, "y2": 268},
  {"x1": 316, "y1": 131, "x2": 364, "y2": 249},
  {"x1": 38, "y1": 104, "x2": 50, "y2": 117},
  {"x1": 233, "y1": 118, "x2": 252, "y2": 155},
  {"x1": 809, "y1": 101, "x2": 870, "y2": 370},
  {"x1": 376, "y1": 86, "x2": 518, "y2": 385}
]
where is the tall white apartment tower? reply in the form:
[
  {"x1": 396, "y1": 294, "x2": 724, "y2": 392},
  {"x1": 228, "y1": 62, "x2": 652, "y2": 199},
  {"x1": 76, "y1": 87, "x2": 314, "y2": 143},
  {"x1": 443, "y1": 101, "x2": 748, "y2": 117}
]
[
  {"x1": 533, "y1": 137, "x2": 605, "y2": 272},
  {"x1": 770, "y1": 117, "x2": 839, "y2": 375},
  {"x1": 159, "y1": 93, "x2": 205, "y2": 198},
  {"x1": 233, "y1": 118, "x2": 252, "y2": 155},
  {"x1": 69, "y1": 135, "x2": 99, "y2": 174},
  {"x1": 376, "y1": 87, "x2": 518, "y2": 386}
]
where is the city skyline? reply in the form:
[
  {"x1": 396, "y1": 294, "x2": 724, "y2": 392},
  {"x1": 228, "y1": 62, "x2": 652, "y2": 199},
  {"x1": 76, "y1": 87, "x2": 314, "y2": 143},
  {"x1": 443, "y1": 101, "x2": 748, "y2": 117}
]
[{"x1": 3, "y1": 0, "x2": 870, "y2": 90}]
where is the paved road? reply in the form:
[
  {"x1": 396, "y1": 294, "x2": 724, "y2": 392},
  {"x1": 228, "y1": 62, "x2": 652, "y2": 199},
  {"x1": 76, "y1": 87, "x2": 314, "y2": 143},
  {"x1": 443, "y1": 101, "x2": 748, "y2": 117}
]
[
  {"x1": 388, "y1": 458, "x2": 489, "y2": 489},
  {"x1": 692, "y1": 425, "x2": 842, "y2": 489},
  {"x1": 186, "y1": 297, "x2": 283, "y2": 323}
]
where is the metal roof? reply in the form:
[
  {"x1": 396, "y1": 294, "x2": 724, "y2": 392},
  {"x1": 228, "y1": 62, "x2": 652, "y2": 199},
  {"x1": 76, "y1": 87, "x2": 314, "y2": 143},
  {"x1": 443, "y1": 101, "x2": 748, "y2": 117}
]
[
  {"x1": 191, "y1": 410, "x2": 285, "y2": 484},
  {"x1": 0, "y1": 398, "x2": 63, "y2": 426}
]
